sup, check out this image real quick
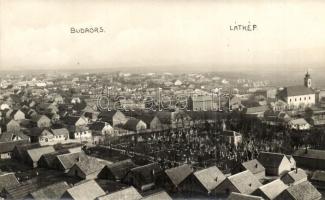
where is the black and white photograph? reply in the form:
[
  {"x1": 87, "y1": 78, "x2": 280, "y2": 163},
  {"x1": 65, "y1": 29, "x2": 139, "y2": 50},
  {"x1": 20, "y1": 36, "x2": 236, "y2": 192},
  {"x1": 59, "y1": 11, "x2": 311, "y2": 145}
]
[{"x1": 1, "y1": 0, "x2": 325, "y2": 199}]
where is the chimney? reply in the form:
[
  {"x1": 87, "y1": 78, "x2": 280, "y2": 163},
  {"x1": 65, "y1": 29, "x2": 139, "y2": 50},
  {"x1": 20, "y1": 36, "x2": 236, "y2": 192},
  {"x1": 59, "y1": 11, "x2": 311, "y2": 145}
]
[
  {"x1": 295, "y1": 168, "x2": 298, "y2": 173},
  {"x1": 305, "y1": 147, "x2": 308, "y2": 154}
]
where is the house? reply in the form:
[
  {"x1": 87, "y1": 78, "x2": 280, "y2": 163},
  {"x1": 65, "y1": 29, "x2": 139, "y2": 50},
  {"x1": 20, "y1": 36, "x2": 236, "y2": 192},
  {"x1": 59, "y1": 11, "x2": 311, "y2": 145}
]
[
  {"x1": 27, "y1": 109, "x2": 38, "y2": 119},
  {"x1": 0, "y1": 172, "x2": 20, "y2": 191},
  {"x1": 90, "y1": 122, "x2": 115, "y2": 144},
  {"x1": 156, "y1": 111, "x2": 191, "y2": 129},
  {"x1": 64, "y1": 116, "x2": 92, "y2": 140},
  {"x1": 309, "y1": 114, "x2": 325, "y2": 126},
  {"x1": 6, "y1": 119, "x2": 20, "y2": 133},
  {"x1": 123, "y1": 162, "x2": 163, "y2": 192},
  {"x1": 1, "y1": 180, "x2": 40, "y2": 199},
  {"x1": 67, "y1": 156, "x2": 105, "y2": 179},
  {"x1": 162, "y1": 164, "x2": 193, "y2": 192},
  {"x1": 123, "y1": 111, "x2": 164, "y2": 130},
  {"x1": 25, "y1": 181, "x2": 70, "y2": 200},
  {"x1": 39, "y1": 128, "x2": 69, "y2": 146},
  {"x1": 281, "y1": 168, "x2": 308, "y2": 186},
  {"x1": 179, "y1": 166, "x2": 226, "y2": 195},
  {"x1": 277, "y1": 72, "x2": 316, "y2": 109},
  {"x1": 54, "y1": 95, "x2": 64, "y2": 104},
  {"x1": 98, "y1": 159, "x2": 137, "y2": 182},
  {"x1": 0, "y1": 140, "x2": 30, "y2": 159},
  {"x1": 270, "y1": 99, "x2": 288, "y2": 112},
  {"x1": 89, "y1": 122, "x2": 114, "y2": 136},
  {"x1": 227, "y1": 96, "x2": 243, "y2": 111},
  {"x1": 188, "y1": 95, "x2": 216, "y2": 111},
  {"x1": 252, "y1": 179, "x2": 288, "y2": 200},
  {"x1": 62, "y1": 180, "x2": 106, "y2": 200},
  {"x1": 275, "y1": 181, "x2": 321, "y2": 200},
  {"x1": 98, "y1": 110, "x2": 127, "y2": 126},
  {"x1": 257, "y1": 152, "x2": 293, "y2": 176},
  {"x1": 54, "y1": 152, "x2": 87, "y2": 173},
  {"x1": 63, "y1": 116, "x2": 87, "y2": 127},
  {"x1": 12, "y1": 109, "x2": 25, "y2": 121},
  {"x1": 228, "y1": 192, "x2": 263, "y2": 200},
  {"x1": 214, "y1": 170, "x2": 262, "y2": 196},
  {"x1": 97, "y1": 186, "x2": 142, "y2": 200},
  {"x1": 54, "y1": 128, "x2": 70, "y2": 140},
  {"x1": 293, "y1": 148, "x2": 325, "y2": 170},
  {"x1": 12, "y1": 143, "x2": 41, "y2": 162},
  {"x1": 141, "y1": 190, "x2": 172, "y2": 200},
  {"x1": 38, "y1": 151, "x2": 63, "y2": 169},
  {"x1": 311, "y1": 170, "x2": 325, "y2": 188},
  {"x1": 286, "y1": 155, "x2": 296, "y2": 169},
  {"x1": 32, "y1": 115, "x2": 51, "y2": 128},
  {"x1": 123, "y1": 118, "x2": 147, "y2": 132},
  {"x1": 231, "y1": 159, "x2": 265, "y2": 180},
  {"x1": 245, "y1": 105, "x2": 269, "y2": 117},
  {"x1": 288, "y1": 118, "x2": 311, "y2": 130},
  {"x1": 0, "y1": 103, "x2": 10, "y2": 110},
  {"x1": 0, "y1": 131, "x2": 29, "y2": 143},
  {"x1": 149, "y1": 116, "x2": 164, "y2": 130},
  {"x1": 26, "y1": 146, "x2": 56, "y2": 168}
]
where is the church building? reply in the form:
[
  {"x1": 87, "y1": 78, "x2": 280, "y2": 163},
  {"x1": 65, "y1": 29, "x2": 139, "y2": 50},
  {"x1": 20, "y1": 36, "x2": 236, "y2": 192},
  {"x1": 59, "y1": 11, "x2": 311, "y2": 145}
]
[{"x1": 278, "y1": 72, "x2": 315, "y2": 109}]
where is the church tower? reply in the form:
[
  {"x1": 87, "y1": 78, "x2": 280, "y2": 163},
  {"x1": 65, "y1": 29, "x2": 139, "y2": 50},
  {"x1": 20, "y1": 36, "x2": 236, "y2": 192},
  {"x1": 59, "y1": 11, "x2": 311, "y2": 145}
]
[{"x1": 304, "y1": 71, "x2": 312, "y2": 88}]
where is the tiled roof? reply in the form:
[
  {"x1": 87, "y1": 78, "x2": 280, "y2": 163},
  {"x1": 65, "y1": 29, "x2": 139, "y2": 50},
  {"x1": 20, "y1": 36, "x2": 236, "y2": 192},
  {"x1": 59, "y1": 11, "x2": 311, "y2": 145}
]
[
  {"x1": 97, "y1": 186, "x2": 142, "y2": 200},
  {"x1": 281, "y1": 181, "x2": 321, "y2": 200},
  {"x1": 57, "y1": 152, "x2": 87, "y2": 170},
  {"x1": 0, "y1": 140, "x2": 30, "y2": 153},
  {"x1": 288, "y1": 118, "x2": 309, "y2": 126},
  {"x1": 27, "y1": 146, "x2": 55, "y2": 162},
  {"x1": 0, "y1": 131, "x2": 29, "y2": 142},
  {"x1": 258, "y1": 152, "x2": 286, "y2": 168},
  {"x1": 254, "y1": 179, "x2": 288, "y2": 199},
  {"x1": 228, "y1": 192, "x2": 263, "y2": 200},
  {"x1": 74, "y1": 156, "x2": 105, "y2": 176},
  {"x1": 51, "y1": 128, "x2": 69, "y2": 136},
  {"x1": 293, "y1": 149, "x2": 325, "y2": 160},
  {"x1": 282, "y1": 168, "x2": 307, "y2": 184},
  {"x1": 227, "y1": 170, "x2": 262, "y2": 195},
  {"x1": 130, "y1": 163, "x2": 162, "y2": 185},
  {"x1": 165, "y1": 164, "x2": 193, "y2": 186},
  {"x1": 282, "y1": 86, "x2": 315, "y2": 97},
  {"x1": 105, "y1": 159, "x2": 137, "y2": 180},
  {"x1": 141, "y1": 190, "x2": 172, "y2": 200},
  {"x1": 0, "y1": 173, "x2": 20, "y2": 191},
  {"x1": 65, "y1": 180, "x2": 105, "y2": 200},
  {"x1": 194, "y1": 166, "x2": 226, "y2": 193},
  {"x1": 29, "y1": 181, "x2": 70, "y2": 200},
  {"x1": 311, "y1": 170, "x2": 325, "y2": 182},
  {"x1": 123, "y1": 118, "x2": 142, "y2": 131},
  {"x1": 241, "y1": 159, "x2": 265, "y2": 175}
]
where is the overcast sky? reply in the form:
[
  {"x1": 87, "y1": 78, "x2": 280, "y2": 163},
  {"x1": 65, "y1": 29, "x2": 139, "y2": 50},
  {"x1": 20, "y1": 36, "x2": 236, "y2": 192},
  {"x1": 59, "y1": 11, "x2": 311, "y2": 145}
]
[{"x1": 0, "y1": 0, "x2": 325, "y2": 72}]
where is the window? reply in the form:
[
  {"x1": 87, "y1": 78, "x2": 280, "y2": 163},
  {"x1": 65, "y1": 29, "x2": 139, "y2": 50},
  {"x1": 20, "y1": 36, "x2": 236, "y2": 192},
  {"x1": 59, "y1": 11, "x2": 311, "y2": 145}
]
[
  {"x1": 295, "y1": 98, "x2": 297, "y2": 102},
  {"x1": 304, "y1": 97, "x2": 306, "y2": 100},
  {"x1": 309, "y1": 96, "x2": 311, "y2": 100},
  {"x1": 300, "y1": 97, "x2": 302, "y2": 101}
]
